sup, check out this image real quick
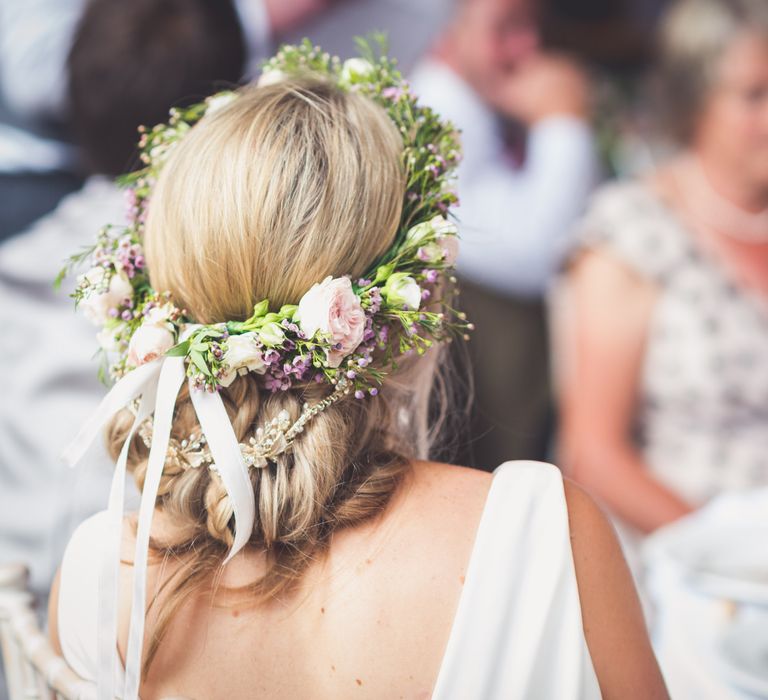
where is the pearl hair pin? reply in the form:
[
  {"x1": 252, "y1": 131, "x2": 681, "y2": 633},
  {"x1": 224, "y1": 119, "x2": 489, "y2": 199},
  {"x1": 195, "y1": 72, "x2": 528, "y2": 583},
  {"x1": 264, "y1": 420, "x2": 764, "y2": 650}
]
[{"x1": 137, "y1": 377, "x2": 351, "y2": 472}]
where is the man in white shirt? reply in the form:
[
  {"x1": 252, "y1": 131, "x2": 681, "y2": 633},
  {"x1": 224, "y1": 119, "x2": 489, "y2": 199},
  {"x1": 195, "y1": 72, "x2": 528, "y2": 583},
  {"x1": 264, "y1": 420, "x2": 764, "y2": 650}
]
[{"x1": 410, "y1": 0, "x2": 600, "y2": 468}]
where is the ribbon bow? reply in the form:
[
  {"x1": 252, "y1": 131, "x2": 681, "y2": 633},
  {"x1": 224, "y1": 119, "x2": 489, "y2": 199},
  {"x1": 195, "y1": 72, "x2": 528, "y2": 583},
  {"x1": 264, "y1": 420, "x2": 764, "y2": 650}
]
[{"x1": 63, "y1": 351, "x2": 256, "y2": 700}]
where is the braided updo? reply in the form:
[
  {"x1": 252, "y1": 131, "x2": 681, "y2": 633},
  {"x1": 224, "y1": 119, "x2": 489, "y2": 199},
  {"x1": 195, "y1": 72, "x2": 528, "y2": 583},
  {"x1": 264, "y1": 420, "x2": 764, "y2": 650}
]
[{"x1": 105, "y1": 78, "x2": 448, "y2": 672}]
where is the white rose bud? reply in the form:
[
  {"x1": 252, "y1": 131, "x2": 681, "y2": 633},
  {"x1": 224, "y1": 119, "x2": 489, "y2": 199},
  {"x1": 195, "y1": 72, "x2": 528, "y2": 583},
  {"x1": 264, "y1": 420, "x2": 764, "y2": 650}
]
[
  {"x1": 383, "y1": 272, "x2": 421, "y2": 311},
  {"x1": 429, "y1": 214, "x2": 458, "y2": 238},
  {"x1": 223, "y1": 333, "x2": 267, "y2": 378},
  {"x1": 257, "y1": 69, "x2": 287, "y2": 87},
  {"x1": 417, "y1": 242, "x2": 445, "y2": 264},
  {"x1": 206, "y1": 91, "x2": 238, "y2": 115},
  {"x1": 340, "y1": 58, "x2": 374, "y2": 85},
  {"x1": 259, "y1": 321, "x2": 285, "y2": 347},
  {"x1": 127, "y1": 323, "x2": 175, "y2": 366},
  {"x1": 405, "y1": 220, "x2": 434, "y2": 246}
]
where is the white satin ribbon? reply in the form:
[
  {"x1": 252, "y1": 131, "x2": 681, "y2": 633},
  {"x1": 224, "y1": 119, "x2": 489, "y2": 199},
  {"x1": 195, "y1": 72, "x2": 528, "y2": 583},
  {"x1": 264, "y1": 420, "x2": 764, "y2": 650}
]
[
  {"x1": 97, "y1": 383, "x2": 157, "y2": 699},
  {"x1": 123, "y1": 356, "x2": 185, "y2": 700},
  {"x1": 189, "y1": 386, "x2": 255, "y2": 562},
  {"x1": 64, "y1": 345, "x2": 258, "y2": 700},
  {"x1": 62, "y1": 359, "x2": 162, "y2": 469}
]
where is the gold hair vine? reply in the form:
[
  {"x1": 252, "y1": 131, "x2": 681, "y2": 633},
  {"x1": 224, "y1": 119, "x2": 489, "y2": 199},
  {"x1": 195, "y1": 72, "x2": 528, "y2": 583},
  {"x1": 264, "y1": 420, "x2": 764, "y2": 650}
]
[{"x1": 137, "y1": 378, "x2": 351, "y2": 471}]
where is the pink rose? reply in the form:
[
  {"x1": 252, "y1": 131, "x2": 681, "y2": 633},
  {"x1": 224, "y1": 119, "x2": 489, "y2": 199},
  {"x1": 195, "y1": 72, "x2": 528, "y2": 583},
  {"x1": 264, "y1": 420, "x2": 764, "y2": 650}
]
[
  {"x1": 297, "y1": 276, "x2": 366, "y2": 368},
  {"x1": 127, "y1": 323, "x2": 175, "y2": 366}
]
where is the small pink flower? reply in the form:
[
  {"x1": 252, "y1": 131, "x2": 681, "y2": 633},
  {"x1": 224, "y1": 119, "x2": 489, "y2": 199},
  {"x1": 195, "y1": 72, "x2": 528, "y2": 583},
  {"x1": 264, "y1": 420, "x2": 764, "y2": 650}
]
[
  {"x1": 297, "y1": 276, "x2": 366, "y2": 368},
  {"x1": 439, "y1": 235, "x2": 459, "y2": 265}
]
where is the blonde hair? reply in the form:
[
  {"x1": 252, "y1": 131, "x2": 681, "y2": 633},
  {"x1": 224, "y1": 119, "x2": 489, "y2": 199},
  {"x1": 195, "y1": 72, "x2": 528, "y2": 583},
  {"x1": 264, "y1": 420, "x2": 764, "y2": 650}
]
[
  {"x1": 658, "y1": 0, "x2": 768, "y2": 142},
  {"x1": 106, "y1": 78, "x2": 448, "y2": 672}
]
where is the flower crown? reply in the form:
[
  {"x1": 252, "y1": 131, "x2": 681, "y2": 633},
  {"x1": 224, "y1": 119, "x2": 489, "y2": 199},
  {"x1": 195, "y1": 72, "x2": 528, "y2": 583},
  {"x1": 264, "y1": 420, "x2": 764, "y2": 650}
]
[{"x1": 62, "y1": 38, "x2": 469, "y2": 465}]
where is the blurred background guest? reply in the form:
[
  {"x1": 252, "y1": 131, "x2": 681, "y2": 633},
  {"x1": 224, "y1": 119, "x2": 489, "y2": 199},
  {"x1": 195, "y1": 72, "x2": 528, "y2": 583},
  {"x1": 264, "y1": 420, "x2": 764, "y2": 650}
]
[
  {"x1": 411, "y1": 0, "x2": 600, "y2": 469},
  {"x1": 0, "y1": 0, "x2": 337, "y2": 241},
  {"x1": 0, "y1": 0, "x2": 245, "y2": 608},
  {"x1": 558, "y1": 0, "x2": 768, "y2": 572}
]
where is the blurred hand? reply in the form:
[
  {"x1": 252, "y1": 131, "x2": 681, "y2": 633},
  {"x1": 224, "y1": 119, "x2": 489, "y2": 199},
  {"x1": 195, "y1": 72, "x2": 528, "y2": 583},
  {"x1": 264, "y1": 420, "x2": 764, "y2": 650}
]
[{"x1": 494, "y1": 53, "x2": 591, "y2": 124}]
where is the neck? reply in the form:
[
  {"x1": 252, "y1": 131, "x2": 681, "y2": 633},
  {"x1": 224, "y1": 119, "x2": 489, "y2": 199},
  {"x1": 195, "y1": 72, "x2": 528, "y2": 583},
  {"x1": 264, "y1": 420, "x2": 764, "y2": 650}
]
[{"x1": 695, "y1": 151, "x2": 768, "y2": 213}]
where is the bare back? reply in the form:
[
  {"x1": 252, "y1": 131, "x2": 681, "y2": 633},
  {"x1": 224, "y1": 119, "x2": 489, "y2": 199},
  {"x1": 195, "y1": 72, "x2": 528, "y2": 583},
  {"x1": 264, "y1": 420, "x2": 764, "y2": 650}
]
[{"x1": 50, "y1": 460, "x2": 667, "y2": 699}]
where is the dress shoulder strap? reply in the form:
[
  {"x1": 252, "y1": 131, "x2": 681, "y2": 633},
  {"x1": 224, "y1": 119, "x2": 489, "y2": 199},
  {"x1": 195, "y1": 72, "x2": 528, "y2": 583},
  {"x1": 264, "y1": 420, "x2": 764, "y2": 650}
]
[
  {"x1": 575, "y1": 180, "x2": 691, "y2": 285},
  {"x1": 432, "y1": 461, "x2": 601, "y2": 700},
  {"x1": 57, "y1": 510, "x2": 124, "y2": 688}
]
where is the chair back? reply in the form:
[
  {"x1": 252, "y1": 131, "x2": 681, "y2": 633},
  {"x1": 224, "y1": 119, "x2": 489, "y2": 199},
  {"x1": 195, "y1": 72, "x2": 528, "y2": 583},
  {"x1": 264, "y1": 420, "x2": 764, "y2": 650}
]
[{"x1": 0, "y1": 563, "x2": 94, "y2": 700}]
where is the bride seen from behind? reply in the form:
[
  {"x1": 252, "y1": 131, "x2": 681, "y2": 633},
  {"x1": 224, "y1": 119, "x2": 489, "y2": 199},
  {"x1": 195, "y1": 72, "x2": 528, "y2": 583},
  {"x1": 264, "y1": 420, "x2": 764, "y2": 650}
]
[{"x1": 48, "y1": 45, "x2": 667, "y2": 700}]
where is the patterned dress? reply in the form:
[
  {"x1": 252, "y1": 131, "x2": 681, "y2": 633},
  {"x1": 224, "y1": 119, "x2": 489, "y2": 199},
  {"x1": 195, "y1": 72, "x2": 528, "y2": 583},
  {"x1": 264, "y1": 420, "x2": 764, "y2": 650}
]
[{"x1": 576, "y1": 180, "x2": 768, "y2": 506}]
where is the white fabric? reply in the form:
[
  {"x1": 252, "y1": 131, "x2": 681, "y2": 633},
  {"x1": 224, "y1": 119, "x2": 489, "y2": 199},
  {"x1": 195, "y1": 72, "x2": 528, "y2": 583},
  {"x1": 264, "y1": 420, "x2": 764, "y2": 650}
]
[
  {"x1": 123, "y1": 358, "x2": 186, "y2": 700},
  {"x1": 409, "y1": 59, "x2": 600, "y2": 297},
  {"x1": 57, "y1": 460, "x2": 601, "y2": 699},
  {"x1": 643, "y1": 488, "x2": 768, "y2": 699}
]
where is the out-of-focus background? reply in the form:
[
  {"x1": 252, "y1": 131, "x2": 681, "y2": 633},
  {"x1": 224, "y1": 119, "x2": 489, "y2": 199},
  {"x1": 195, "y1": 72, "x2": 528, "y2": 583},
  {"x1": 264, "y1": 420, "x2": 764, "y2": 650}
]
[{"x1": 2, "y1": 1, "x2": 768, "y2": 699}]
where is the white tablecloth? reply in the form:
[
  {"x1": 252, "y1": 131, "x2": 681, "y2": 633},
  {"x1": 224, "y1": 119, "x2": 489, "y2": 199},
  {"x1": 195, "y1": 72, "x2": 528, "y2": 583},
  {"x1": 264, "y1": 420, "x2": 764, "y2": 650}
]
[{"x1": 644, "y1": 489, "x2": 768, "y2": 699}]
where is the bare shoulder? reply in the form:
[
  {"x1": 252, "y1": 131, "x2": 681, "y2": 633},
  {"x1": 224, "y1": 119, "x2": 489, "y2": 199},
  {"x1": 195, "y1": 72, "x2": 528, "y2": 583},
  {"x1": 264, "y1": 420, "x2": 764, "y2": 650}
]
[
  {"x1": 563, "y1": 478, "x2": 623, "y2": 556},
  {"x1": 562, "y1": 479, "x2": 669, "y2": 700},
  {"x1": 408, "y1": 460, "x2": 493, "y2": 516}
]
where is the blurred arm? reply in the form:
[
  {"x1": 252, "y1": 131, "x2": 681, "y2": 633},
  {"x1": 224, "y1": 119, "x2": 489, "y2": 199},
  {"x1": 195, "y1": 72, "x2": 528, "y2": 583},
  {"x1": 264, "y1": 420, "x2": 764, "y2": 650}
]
[
  {"x1": 558, "y1": 249, "x2": 693, "y2": 533},
  {"x1": 457, "y1": 115, "x2": 599, "y2": 296},
  {"x1": 564, "y1": 479, "x2": 669, "y2": 699}
]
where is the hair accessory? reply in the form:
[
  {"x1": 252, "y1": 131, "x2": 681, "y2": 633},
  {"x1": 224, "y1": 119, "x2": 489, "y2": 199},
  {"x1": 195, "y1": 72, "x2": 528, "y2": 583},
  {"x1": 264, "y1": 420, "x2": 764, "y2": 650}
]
[
  {"x1": 58, "y1": 37, "x2": 470, "y2": 396},
  {"x1": 137, "y1": 377, "x2": 351, "y2": 470}
]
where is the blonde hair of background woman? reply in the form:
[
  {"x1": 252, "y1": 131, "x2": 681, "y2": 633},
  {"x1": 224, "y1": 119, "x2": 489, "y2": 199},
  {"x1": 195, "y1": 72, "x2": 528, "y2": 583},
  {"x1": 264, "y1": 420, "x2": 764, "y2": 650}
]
[
  {"x1": 658, "y1": 0, "x2": 768, "y2": 143},
  {"x1": 106, "y1": 78, "x2": 454, "y2": 673}
]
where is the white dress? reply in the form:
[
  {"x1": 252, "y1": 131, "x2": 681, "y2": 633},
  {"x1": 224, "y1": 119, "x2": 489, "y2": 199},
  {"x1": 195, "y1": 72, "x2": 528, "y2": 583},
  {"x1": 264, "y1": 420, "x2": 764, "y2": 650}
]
[{"x1": 57, "y1": 461, "x2": 602, "y2": 699}]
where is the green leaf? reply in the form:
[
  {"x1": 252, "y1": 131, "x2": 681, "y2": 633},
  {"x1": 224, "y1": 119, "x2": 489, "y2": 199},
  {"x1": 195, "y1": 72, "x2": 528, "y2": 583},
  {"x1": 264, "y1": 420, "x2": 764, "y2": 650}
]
[
  {"x1": 189, "y1": 349, "x2": 212, "y2": 376},
  {"x1": 53, "y1": 266, "x2": 67, "y2": 292},
  {"x1": 166, "y1": 340, "x2": 190, "y2": 357}
]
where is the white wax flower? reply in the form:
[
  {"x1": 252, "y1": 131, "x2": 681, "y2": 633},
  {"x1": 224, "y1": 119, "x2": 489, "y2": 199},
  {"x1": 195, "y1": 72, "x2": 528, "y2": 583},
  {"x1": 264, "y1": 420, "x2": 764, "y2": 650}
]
[
  {"x1": 79, "y1": 267, "x2": 133, "y2": 325},
  {"x1": 383, "y1": 273, "x2": 421, "y2": 310},
  {"x1": 340, "y1": 58, "x2": 374, "y2": 85},
  {"x1": 297, "y1": 276, "x2": 366, "y2": 368}
]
